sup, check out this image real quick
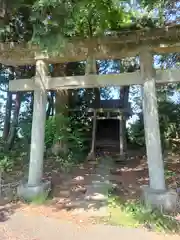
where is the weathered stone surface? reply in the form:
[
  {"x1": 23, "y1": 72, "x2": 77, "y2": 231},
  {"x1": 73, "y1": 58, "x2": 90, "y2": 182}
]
[
  {"x1": 114, "y1": 153, "x2": 127, "y2": 164},
  {"x1": 86, "y1": 151, "x2": 96, "y2": 162},
  {"x1": 110, "y1": 168, "x2": 122, "y2": 175},
  {"x1": 71, "y1": 186, "x2": 87, "y2": 194},
  {"x1": 17, "y1": 180, "x2": 51, "y2": 201},
  {"x1": 141, "y1": 185, "x2": 179, "y2": 213},
  {"x1": 59, "y1": 190, "x2": 71, "y2": 198},
  {"x1": 28, "y1": 60, "x2": 48, "y2": 186},
  {"x1": 140, "y1": 50, "x2": 166, "y2": 191}
]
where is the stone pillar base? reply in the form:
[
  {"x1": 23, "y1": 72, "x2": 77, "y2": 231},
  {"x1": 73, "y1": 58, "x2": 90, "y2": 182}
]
[
  {"x1": 86, "y1": 151, "x2": 96, "y2": 162},
  {"x1": 114, "y1": 153, "x2": 127, "y2": 163},
  {"x1": 17, "y1": 180, "x2": 51, "y2": 201},
  {"x1": 141, "y1": 185, "x2": 179, "y2": 213}
]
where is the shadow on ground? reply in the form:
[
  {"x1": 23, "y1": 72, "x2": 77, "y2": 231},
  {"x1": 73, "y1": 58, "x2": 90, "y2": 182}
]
[
  {"x1": 1, "y1": 149, "x2": 180, "y2": 223},
  {"x1": 0, "y1": 203, "x2": 22, "y2": 222}
]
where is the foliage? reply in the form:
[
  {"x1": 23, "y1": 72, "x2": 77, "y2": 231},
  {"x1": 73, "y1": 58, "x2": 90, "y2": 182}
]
[
  {"x1": 128, "y1": 98, "x2": 180, "y2": 150},
  {"x1": 45, "y1": 115, "x2": 57, "y2": 149},
  {"x1": 24, "y1": 191, "x2": 51, "y2": 205},
  {"x1": 0, "y1": 0, "x2": 173, "y2": 53},
  {"x1": 45, "y1": 112, "x2": 89, "y2": 171},
  {"x1": 55, "y1": 152, "x2": 76, "y2": 173},
  {"x1": 70, "y1": 0, "x2": 133, "y2": 37},
  {"x1": 45, "y1": 114, "x2": 87, "y2": 152},
  {"x1": 128, "y1": 114, "x2": 145, "y2": 146},
  {"x1": 0, "y1": 138, "x2": 27, "y2": 173},
  {"x1": 107, "y1": 194, "x2": 180, "y2": 233},
  {"x1": 159, "y1": 101, "x2": 180, "y2": 141},
  {"x1": 0, "y1": 138, "x2": 14, "y2": 172},
  {"x1": 0, "y1": 155, "x2": 14, "y2": 173},
  {"x1": 165, "y1": 169, "x2": 176, "y2": 179}
]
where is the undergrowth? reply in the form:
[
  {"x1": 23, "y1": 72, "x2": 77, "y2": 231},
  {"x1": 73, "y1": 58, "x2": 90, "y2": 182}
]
[
  {"x1": 27, "y1": 192, "x2": 51, "y2": 205},
  {"x1": 107, "y1": 193, "x2": 180, "y2": 234}
]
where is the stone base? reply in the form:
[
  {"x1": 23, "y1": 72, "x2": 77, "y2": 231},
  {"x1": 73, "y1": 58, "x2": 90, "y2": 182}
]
[
  {"x1": 114, "y1": 153, "x2": 127, "y2": 163},
  {"x1": 86, "y1": 151, "x2": 96, "y2": 162},
  {"x1": 141, "y1": 185, "x2": 179, "y2": 213},
  {"x1": 17, "y1": 180, "x2": 51, "y2": 201}
]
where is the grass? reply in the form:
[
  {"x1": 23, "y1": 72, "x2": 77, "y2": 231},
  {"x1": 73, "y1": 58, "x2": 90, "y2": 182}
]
[
  {"x1": 107, "y1": 193, "x2": 180, "y2": 234},
  {"x1": 20, "y1": 189, "x2": 52, "y2": 205},
  {"x1": 29, "y1": 192, "x2": 51, "y2": 205},
  {"x1": 165, "y1": 169, "x2": 176, "y2": 179}
]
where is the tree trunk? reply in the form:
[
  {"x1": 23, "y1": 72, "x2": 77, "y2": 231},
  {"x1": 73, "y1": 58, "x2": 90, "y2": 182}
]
[
  {"x1": 51, "y1": 64, "x2": 69, "y2": 114},
  {"x1": 50, "y1": 91, "x2": 55, "y2": 116},
  {"x1": 85, "y1": 58, "x2": 100, "y2": 108},
  {"x1": 3, "y1": 91, "x2": 12, "y2": 140},
  {"x1": 6, "y1": 92, "x2": 22, "y2": 150},
  {"x1": 68, "y1": 89, "x2": 78, "y2": 109},
  {"x1": 66, "y1": 62, "x2": 84, "y2": 110},
  {"x1": 120, "y1": 86, "x2": 130, "y2": 154},
  {"x1": 86, "y1": 57, "x2": 100, "y2": 161},
  {"x1": 0, "y1": 0, "x2": 11, "y2": 28},
  {"x1": 51, "y1": 64, "x2": 69, "y2": 155},
  {"x1": 30, "y1": 92, "x2": 34, "y2": 115},
  {"x1": 46, "y1": 91, "x2": 54, "y2": 119},
  {"x1": 94, "y1": 88, "x2": 100, "y2": 108}
]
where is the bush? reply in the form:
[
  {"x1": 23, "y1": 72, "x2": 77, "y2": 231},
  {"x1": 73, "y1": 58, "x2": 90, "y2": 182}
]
[
  {"x1": 128, "y1": 115, "x2": 145, "y2": 147},
  {"x1": 108, "y1": 194, "x2": 180, "y2": 233},
  {"x1": 0, "y1": 155, "x2": 14, "y2": 173},
  {"x1": 128, "y1": 100, "x2": 180, "y2": 150},
  {"x1": 45, "y1": 113, "x2": 89, "y2": 166}
]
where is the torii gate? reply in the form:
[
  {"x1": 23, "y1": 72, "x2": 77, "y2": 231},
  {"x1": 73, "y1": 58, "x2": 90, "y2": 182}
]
[{"x1": 4, "y1": 24, "x2": 180, "y2": 210}]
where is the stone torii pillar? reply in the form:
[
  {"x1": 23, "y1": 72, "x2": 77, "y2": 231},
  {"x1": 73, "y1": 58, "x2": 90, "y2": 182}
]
[
  {"x1": 17, "y1": 58, "x2": 51, "y2": 200},
  {"x1": 140, "y1": 49, "x2": 178, "y2": 212}
]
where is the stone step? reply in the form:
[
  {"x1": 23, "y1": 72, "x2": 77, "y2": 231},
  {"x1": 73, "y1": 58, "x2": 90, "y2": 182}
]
[
  {"x1": 56, "y1": 184, "x2": 110, "y2": 200},
  {"x1": 71, "y1": 205, "x2": 108, "y2": 217},
  {"x1": 84, "y1": 193, "x2": 108, "y2": 201},
  {"x1": 58, "y1": 189, "x2": 87, "y2": 198},
  {"x1": 114, "y1": 161, "x2": 127, "y2": 166},
  {"x1": 84, "y1": 182, "x2": 112, "y2": 201},
  {"x1": 63, "y1": 199, "x2": 109, "y2": 216},
  {"x1": 110, "y1": 168, "x2": 122, "y2": 175}
]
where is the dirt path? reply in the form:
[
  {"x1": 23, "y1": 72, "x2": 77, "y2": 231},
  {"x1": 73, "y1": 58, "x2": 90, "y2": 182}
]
[{"x1": 0, "y1": 211, "x2": 180, "y2": 240}]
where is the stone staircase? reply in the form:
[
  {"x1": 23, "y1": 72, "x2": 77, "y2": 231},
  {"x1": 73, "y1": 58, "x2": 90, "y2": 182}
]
[{"x1": 54, "y1": 157, "x2": 113, "y2": 217}]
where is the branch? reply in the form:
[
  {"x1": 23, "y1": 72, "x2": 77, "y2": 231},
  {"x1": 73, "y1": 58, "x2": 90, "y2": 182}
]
[
  {"x1": 0, "y1": 85, "x2": 8, "y2": 92},
  {"x1": 86, "y1": 16, "x2": 93, "y2": 37}
]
